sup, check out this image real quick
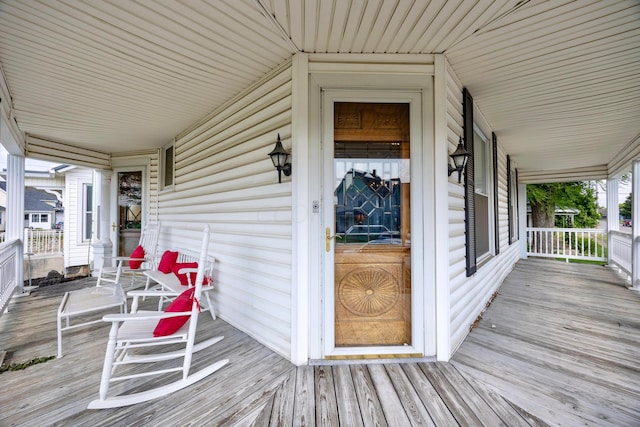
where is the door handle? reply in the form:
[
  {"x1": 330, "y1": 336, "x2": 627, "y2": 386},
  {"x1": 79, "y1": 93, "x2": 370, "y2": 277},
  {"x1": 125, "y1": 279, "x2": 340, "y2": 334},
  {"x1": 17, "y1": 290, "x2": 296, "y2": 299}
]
[
  {"x1": 112, "y1": 222, "x2": 117, "y2": 232},
  {"x1": 326, "y1": 227, "x2": 334, "y2": 252}
]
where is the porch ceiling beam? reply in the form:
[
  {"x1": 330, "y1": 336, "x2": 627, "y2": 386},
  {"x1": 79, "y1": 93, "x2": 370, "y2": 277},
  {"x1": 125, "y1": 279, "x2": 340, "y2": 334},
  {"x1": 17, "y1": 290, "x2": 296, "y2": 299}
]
[
  {"x1": 518, "y1": 165, "x2": 608, "y2": 184},
  {"x1": 0, "y1": 63, "x2": 25, "y2": 155},
  {"x1": 26, "y1": 134, "x2": 111, "y2": 170}
]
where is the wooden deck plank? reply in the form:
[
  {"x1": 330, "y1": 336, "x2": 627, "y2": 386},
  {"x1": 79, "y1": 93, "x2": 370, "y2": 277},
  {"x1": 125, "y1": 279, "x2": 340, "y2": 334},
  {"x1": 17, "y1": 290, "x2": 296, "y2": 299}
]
[
  {"x1": 367, "y1": 363, "x2": 413, "y2": 426},
  {"x1": 401, "y1": 363, "x2": 459, "y2": 427},
  {"x1": 332, "y1": 365, "x2": 365, "y2": 427},
  {"x1": 292, "y1": 365, "x2": 315, "y2": 426},
  {"x1": 383, "y1": 363, "x2": 435, "y2": 426},
  {"x1": 267, "y1": 369, "x2": 297, "y2": 426},
  {"x1": 315, "y1": 365, "x2": 340, "y2": 426},
  {"x1": 435, "y1": 362, "x2": 534, "y2": 427},
  {"x1": 350, "y1": 364, "x2": 388, "y2": 427}
]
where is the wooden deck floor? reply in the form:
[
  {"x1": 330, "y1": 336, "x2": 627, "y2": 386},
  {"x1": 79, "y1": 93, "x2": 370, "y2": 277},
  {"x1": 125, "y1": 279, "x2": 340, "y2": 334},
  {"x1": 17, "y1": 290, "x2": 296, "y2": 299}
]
[
  {"x1": 452, "y1": 259, "x2": 640, "y2": 427},
  {"x1": 0, "y1": 259, "x2": 638, "y2": 426}
]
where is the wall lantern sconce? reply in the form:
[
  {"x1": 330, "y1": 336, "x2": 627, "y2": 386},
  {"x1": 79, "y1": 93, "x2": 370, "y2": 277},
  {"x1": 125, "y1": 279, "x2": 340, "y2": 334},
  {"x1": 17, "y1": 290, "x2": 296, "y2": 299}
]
[
  {"x1": 447, "y1": 136, "x2": 470, "y2": 183},
  {"x1": 268, "y1": 133, "x2": 292, "y2": 183}
]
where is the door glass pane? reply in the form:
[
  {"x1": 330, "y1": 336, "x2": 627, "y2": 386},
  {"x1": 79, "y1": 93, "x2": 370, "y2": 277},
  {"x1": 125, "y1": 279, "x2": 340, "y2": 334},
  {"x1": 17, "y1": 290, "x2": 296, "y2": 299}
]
[
  {"x1": 118, "y1": 171, "x2": 142, "y2": 256},
  {"x1": 333, "y1": 102, "x2": 411, "y2": 348}
]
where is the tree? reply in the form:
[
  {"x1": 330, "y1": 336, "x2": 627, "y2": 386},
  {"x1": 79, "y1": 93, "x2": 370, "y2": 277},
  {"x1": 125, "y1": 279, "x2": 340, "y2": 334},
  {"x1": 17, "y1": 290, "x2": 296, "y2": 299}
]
[
  {"x1": 620, "y1": 194, "x2": 632, "y2": 219},
  {"x1": 527, "y1": 182, "x2": 601, "y2": 229}
]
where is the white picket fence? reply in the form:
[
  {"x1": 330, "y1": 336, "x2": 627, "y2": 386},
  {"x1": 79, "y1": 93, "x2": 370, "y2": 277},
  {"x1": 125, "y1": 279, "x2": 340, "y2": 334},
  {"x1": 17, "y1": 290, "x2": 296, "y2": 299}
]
[{"x1": 526, "y1": 227, "x2": 606, "y2": 262}]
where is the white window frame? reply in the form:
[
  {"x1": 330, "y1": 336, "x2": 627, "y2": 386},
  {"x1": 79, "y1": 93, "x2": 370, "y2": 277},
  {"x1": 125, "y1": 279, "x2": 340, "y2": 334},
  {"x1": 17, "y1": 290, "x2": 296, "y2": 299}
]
[
  {"x1": 160, "y1": 141, "x2": 175, "y2": 191},
  {"x1": 473, "y1": 124, "x2": 495, "y2": 262},
  {"x1": 81, "y1": 183, "x2": 93, "y2": 242}
]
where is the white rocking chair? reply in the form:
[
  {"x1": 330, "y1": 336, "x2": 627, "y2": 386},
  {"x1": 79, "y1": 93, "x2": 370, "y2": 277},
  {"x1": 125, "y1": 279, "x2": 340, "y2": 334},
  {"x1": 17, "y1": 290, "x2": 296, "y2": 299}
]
[
  {"x1": 88, "y1": 224, "x2": 228, "y2": 409},
  {"x1": 96, "y1": 222, "x2": 161, "y2": 290}
]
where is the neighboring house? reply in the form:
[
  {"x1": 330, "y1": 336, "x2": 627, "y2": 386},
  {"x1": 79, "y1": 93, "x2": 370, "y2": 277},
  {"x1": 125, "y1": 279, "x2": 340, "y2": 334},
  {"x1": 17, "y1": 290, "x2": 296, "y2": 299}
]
[
  {"x1": 526, "y1": 206, "x2": 581, "y2": 228},
  {"x1": 24, "y1": 187, "x2": 59, "y2": 230},
  {"x1": 1, "y1": 166, "x2": 94, "y2": 270}
]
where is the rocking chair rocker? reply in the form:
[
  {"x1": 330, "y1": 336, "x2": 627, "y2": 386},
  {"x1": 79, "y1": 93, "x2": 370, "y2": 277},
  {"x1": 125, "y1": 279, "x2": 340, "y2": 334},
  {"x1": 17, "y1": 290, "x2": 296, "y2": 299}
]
[{"x1": 88, "y1": 224, "x2": 228, "y2": 409}]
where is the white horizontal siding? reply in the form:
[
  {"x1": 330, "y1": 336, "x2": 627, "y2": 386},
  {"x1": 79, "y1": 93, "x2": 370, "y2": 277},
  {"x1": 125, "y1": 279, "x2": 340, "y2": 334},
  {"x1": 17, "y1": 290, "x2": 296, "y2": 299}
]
[
  {"x1": 446, "y1": 63, "x2": 520, "y2": 357},
  {"x1": 450, "y1": 244, "x2": 519, "y2": 352},
  {"x1": 64, "y1": 170, "x2": 93, "y2": 268},
  {"x1": 157, "y1": 63, "x2": 294, "y2": 360}
]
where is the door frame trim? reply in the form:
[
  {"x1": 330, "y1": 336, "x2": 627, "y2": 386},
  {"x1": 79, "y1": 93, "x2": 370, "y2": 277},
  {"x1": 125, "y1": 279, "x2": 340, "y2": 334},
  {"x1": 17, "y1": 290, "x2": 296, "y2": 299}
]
[{"x1": 110, "y1": 164, "x2": 149, "y2": 258}]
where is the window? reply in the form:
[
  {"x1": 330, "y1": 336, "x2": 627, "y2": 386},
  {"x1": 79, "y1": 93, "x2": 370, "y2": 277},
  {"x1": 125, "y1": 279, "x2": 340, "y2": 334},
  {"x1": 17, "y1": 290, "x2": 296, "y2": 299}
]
[
  {"x1": 82, "y1": 183, "x2": 93, "y2": 241},
  {"x1": 473, "y1": 127, "x2": 493, "y2": 261},
  {"x1": 161, "y1": 142, "x2": 175, "y2": 190},
  {"x1": 507, "y1": 155, "x2": 519, "y2": 244},
  {"x1": 31, "y1": 213, "x2": 48, "y2": 223}
]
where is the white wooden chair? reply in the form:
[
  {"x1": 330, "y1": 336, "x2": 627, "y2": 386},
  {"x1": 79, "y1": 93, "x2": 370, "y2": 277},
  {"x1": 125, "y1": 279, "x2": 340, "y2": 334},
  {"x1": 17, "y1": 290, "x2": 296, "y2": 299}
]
[
  {"x1": 87, "y1": 224, "x2": 228, "y2": 409},
  {"x1": 96, "y1": 222, "x2": 161, "y2": 290}
]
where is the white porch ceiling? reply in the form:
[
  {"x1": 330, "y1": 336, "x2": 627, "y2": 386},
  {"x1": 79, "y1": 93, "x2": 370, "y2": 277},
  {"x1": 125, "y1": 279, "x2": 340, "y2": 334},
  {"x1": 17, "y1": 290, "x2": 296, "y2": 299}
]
[{"x1": 0, "y1": 0, "x2": 638, "y2": 175}]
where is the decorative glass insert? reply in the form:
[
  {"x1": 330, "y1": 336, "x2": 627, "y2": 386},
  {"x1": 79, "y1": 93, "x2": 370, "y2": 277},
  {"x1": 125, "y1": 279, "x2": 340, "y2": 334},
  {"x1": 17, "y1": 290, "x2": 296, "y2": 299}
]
[{"x1": 334, "y1": 142, "x2": 404, "y2": 244}]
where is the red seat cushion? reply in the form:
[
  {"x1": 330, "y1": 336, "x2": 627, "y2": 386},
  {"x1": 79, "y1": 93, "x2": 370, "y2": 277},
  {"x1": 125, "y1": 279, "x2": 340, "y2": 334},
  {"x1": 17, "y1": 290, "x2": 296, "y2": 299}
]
[
  {"x1": 153, "y1": 287, "x2": 195, "y2": 337},
  {"x1": 158, "y1": 250, "x2": 179, "y2": 273},
  {"x1": 172, "y1": 262, "x2": 199, "y2": 286},
  {"x1": 128, "y1": 245, "x2": 145, "y2": 269}
]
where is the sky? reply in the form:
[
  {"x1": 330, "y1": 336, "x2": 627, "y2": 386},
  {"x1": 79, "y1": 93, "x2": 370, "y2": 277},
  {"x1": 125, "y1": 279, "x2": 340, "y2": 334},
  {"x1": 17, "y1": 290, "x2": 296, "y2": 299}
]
[{"x1": 0, "y1": 145, "x2": 58, "y2": 172}]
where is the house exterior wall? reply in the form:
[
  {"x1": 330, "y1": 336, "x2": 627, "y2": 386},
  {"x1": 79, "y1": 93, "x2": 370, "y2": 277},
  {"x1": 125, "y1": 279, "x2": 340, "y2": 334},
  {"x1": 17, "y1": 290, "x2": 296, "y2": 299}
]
[
  {"x1": 64, "y1": 168, "x2": 94, "y2": 268},
  {"x1": 154, "y1": 60, "x2": 294, "y2": 359},
  {"x1": 445, "y1": 60, "x2": 520, "y2": 356}
]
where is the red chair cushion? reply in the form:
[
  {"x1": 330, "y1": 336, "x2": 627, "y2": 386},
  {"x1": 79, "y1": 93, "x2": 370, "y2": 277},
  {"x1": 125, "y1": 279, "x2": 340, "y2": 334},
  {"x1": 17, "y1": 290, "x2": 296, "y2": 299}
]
[
  {"x1": 128, "y1": 245, "x2": 145, "y2": 269},
  {"x1": 158, "y1": 250, "x2": 179, "y2": 273},
  {"x1": 172, "y1": 262, "x2": 198, "y2": 286},
  {"x1": 153, "y1": 287, "x2": 195, "y2": 337}
]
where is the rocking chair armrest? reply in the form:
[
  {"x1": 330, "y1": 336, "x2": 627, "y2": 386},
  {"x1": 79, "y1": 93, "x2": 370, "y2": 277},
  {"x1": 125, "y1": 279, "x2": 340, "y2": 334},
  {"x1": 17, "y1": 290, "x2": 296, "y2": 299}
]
[
  {"x1": 112, "y1": 255, "x2": 153, "y2": 262},
  {"x1": 102, "y1": 310, "x2": 192, "y2": 323},
  {"x1": 127, "y1": 290, "x2": 181, "y2": 299},
  {"x1": 176, "y1": 267, "x2": 198, "y2": 275}
]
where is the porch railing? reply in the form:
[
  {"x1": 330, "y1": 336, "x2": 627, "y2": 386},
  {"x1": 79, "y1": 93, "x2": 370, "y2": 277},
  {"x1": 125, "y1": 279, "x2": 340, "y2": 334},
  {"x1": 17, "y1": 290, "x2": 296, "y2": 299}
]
[
  {"x1": 0, "y1": 239, "x2": 20, "y2": 315},
  {"x1": 526, "y1": 227, "x2": 606, "y2": 262},
  {"x1": 609, "y1": 230, "x2": 632, "y2": 277},
  {"x1": 23, "y1": 229, "x2": 63, "y2": 256}
]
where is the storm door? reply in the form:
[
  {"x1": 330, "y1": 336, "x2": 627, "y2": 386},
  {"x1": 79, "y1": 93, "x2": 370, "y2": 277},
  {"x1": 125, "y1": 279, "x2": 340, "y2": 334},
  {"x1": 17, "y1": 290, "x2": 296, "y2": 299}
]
[
  {"x1": 115, "y1": 170, "x2": 143, "y2": 257},
  {"x1": 324, "y1": 100, "x2": 415, "y2": 357}
]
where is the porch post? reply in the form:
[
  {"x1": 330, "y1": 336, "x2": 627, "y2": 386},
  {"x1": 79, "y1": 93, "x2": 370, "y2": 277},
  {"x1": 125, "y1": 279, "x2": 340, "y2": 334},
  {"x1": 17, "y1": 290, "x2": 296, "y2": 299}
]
[
  {"x1": 90, "y1": 169, "x2": 113, "y2": 275},
  {"x1": 6, "y1": 154, "x2": 25, "y2": 293},
  {"x1": 632, "y1": 161, "x2": 640, "y2": 291},
  {"x1": 518, "y1": 183, "x2": 528, "y2": 259},
  {"x1": 606, "y1": 177, "x2": 619, "y2": 265}
]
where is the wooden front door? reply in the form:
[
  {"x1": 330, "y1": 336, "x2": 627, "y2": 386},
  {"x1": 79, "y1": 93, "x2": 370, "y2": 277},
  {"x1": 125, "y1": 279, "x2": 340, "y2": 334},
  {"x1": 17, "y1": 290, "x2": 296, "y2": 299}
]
[{"x1": 330, "y1": 102, "x2": 412, "y2": 348}]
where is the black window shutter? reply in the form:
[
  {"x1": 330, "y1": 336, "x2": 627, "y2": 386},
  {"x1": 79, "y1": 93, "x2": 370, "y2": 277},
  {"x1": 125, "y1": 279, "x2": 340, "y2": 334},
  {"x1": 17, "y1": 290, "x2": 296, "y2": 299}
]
[
  {"x1": 515, "y1": 168, "x2": 520, "y2": 241},
  {"x1": 492, "y1": 132, "x2": 500, "y2": 255},
  {"x1": 463, "y1": 87, "x2": 476, "y2": 276},
  {"x1": 507, "y1": 155, "x2": 513, "y2": 245}
]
